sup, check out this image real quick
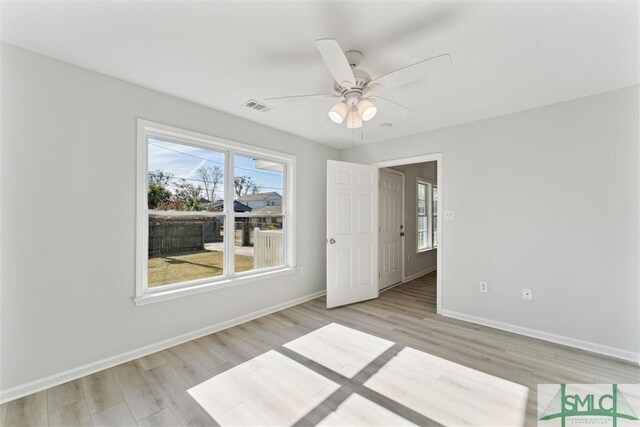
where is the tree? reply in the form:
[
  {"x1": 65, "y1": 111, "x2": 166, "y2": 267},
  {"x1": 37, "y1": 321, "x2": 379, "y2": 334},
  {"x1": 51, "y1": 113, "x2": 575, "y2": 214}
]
[
  {"x1": 234, "y1": 176, "x2": 260, "y2": 198},
  {"x1": 183, "y1": 198, "x2": 205, "y2": 212},
  {"x1": 173, "y1": 179, "x2": 205, "y2": 211},
  {"x1": 148, "y1": 170, "x2": 207, "y2": 211},
  {"x1": 148, "y1": 170, "x2": 173, "y2": 186},
  {"x1": 155, "y1": 200, "x2": 187, "y2": 211},
  {"x1": 148, "y1": 183, "x2": 172, "y2": 209},
  {"x1": 197, "y1": 165, "x2": 223, "y2": 202},
  {"x1": 147, "y1": 170, "x2": 173, "y2": 209}
]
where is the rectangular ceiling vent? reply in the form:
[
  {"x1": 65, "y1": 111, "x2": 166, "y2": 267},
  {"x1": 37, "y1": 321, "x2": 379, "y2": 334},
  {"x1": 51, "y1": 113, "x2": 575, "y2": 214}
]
[{"x1": 243, "y1": 99, "x2": 273, "y2": 113}]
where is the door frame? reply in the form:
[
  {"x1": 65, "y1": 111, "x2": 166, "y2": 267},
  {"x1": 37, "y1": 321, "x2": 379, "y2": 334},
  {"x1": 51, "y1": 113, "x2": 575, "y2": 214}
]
[
  {"x1": 373, "y1": 153, "x2": 443, "y2": 314},
  {"x1": 378, "y1": 168, "x2": 405, "y2": 290}
]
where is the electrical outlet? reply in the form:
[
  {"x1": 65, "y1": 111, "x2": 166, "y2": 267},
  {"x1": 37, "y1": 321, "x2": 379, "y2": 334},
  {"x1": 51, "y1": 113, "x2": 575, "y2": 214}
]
[
  {"x1": 444, "y1": 210, "x2": 455, "y2": 221},
  {"x1": 479, "y1": 281, "x2": 488, "y2": 293},
  {"x1": 300, "y1": 267, "x2": 305, "y2": 276},
  {"x1": 522, "y1": 288, "x2": 533, "y2": 301}
]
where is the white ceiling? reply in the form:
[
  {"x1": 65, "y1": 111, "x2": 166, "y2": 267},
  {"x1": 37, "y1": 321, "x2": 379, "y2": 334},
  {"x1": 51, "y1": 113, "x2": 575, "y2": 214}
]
[{"x1": 2, "y1": 1, "x2": 638, "y2": 149}]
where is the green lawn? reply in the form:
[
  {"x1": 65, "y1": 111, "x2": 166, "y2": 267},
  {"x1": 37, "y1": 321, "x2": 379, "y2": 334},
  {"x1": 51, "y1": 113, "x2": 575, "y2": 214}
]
[{"x1": 148, "y1": 250, "x2": 254, "y2": 288}]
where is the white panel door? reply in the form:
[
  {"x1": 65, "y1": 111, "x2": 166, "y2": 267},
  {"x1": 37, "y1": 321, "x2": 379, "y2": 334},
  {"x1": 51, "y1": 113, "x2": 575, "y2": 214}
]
[
  {"x1": 327, "y1": 160, "x2": 378, "y2": 308},
  {"x1": 379, "y1": 170, "x2": 403, "y2": 289}
]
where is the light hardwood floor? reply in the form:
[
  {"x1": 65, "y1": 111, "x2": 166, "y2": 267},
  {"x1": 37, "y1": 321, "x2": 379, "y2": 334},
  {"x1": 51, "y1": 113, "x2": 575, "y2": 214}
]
[{"x1": 2, "y1": 273, "x2": 638, "y2": 426}]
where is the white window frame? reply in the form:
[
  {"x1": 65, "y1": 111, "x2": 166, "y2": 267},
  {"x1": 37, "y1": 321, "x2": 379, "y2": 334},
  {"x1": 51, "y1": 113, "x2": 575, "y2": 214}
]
[
  {"x1": 417, "y1": 177, "x2": 436, "y2": 253},
  {"x1": 135, "y1": 119, "x2": 296, "y2": 305}
]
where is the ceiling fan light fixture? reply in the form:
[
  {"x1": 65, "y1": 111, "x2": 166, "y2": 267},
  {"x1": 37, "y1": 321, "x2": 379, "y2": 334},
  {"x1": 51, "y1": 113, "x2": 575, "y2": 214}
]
[
  {"x1": 357, "y1": 98, "x2": 377, "y2": 121},
  {"x1": 328, "y1": 101, "x2": 348, "y2": 124},
  {"x1": 346, "y1": 107, "x2": 363, "y2": 129}
]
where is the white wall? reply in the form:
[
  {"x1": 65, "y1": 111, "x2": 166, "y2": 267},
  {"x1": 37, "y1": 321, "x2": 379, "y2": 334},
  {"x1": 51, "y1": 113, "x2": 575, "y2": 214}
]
[
  {"x1": 0, "y1": 44, "x2": 339, "y2": 396},
  {"x1": 385, "y1": 162, "x2": 438, "y2": 279},
  {"x1": 344, "y1": 86, "x2": 640, "y2": 359}
]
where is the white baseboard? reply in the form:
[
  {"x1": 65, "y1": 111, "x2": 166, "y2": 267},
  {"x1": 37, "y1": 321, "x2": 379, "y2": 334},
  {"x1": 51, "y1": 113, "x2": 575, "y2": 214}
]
[
  {"x1": 440, "y1": 309, "x2": 640, "y2": 365},
  {"x1": 403, "y1": 266, "x2": 436, "y2": 283},
  {"x1": 0, "y1": 290, "x2": 326, "y2": 404},
  {"x1": 380, "y1": 281, "x2": 404, "y2": 293}
]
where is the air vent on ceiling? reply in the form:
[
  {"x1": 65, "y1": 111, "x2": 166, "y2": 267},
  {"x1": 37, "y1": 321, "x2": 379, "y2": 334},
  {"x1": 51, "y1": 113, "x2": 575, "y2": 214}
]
[{"x1": 243, "y1": 99, "x2": 273, "y2": 112}]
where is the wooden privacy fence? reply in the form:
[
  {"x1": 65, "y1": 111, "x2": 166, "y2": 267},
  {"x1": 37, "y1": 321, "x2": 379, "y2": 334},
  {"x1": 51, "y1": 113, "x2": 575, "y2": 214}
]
[
  {"x1": 148, "y1": 216, "x2": 223, "y2": 256},
  {"x1": 253, "y1": 228, "x2": 283, "y2": 269},
  {"x1": 149, "y1": 221, "x2": 204, "y2": 256}
]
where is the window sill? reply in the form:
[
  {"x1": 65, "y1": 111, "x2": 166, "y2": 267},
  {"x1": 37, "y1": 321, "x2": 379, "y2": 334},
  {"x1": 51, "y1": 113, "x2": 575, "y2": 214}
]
[
  {"x1": 417, "y1": 247, "x2": 437, "y2": 253},
  {"x1": 134, "y1": 267, "x2": 298, "y2": 306}
]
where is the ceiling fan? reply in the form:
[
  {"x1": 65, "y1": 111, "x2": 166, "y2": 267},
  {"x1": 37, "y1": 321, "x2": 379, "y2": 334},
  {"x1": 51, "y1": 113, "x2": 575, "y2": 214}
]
[{"x1": 265, "y1": 39, "x2": 452, "y2": 129}]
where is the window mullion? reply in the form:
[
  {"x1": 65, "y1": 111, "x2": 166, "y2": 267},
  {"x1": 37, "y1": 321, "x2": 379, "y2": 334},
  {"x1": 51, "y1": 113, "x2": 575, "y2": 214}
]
[{"x1": 224, "y1": 151, "x2": 235, "y2": 276}]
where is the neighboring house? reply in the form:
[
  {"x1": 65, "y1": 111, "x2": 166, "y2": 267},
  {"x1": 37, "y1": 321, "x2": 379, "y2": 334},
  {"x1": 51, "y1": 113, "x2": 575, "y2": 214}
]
[
  {"x1": 251, "y1": 205, "x2": 283, "y2": 226},
  {"x1": 207, "y1": 200, "x2": 252, "y2": 212},
  {"x1": 251, "y1": 205, "x2": 282, "y2": 215},
  {"x1": 237, "y1": 192, "x2": 282, "y2": 209}
]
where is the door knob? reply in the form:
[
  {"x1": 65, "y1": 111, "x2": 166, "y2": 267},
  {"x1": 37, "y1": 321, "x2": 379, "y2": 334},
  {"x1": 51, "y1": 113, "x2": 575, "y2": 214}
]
[{"x1": 329, "y1": 238, "x2": 336, "y2": 244}]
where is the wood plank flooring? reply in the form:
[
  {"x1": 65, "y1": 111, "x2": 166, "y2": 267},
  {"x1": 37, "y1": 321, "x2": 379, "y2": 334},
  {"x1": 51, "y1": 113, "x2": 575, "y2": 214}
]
[{"x1": 2, "y1": 273, "x2": 638, "y2": 426}]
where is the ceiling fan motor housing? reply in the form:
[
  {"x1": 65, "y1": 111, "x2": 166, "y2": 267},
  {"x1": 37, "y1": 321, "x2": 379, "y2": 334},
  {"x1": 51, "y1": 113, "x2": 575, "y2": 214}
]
[
  {"x1": 334, "y1": 67, "x2": 371, "y2": 96},
  {"x1": 344, "y1": 91, "x2": 361, "y2": 107}
]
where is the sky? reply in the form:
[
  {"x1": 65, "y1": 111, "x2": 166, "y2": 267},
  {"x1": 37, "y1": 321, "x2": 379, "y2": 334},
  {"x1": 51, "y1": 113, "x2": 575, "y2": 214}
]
[{"x1": 148, "y1": 138, "x2": 284, "y2": 200}]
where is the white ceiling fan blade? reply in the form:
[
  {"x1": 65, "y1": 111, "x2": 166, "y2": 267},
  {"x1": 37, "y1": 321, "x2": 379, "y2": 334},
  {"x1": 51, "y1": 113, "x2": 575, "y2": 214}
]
[
  {"x1": 264, "y1": 94, "x2": 339, "y2": 103},
  {"x1": 367, "y1": 95, "x2": 413, "y2": 120},
  {"x1": 367, "y1": 53, "x2": 452, "y2": 93},
  {"x1": 316, "y1": 39, "x2": 356, "y2": 86}
]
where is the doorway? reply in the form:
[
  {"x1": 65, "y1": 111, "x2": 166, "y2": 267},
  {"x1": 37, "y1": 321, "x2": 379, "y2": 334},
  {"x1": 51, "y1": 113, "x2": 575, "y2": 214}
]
[
  {"x1": 376, "y1": 154, "x2": 443, "y2": 313},
  {"x1": 325, "y1": 154, "x2": 442, "y2": 314}
]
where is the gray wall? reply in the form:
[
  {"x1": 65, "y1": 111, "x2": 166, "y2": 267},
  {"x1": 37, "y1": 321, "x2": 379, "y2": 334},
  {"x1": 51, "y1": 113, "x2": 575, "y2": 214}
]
[
  {"x1": 385, "y1": 162, "x2": 438, "y2": 279},
  {"x1": 2, "y1": 41, "x2": 638, "y2": 396},
  {"x1": 344, "y1": 86, "x2": 640, "y2": 356},
  {"x1": 0, "y1": 44, "x2": 339, "y2": 392}
]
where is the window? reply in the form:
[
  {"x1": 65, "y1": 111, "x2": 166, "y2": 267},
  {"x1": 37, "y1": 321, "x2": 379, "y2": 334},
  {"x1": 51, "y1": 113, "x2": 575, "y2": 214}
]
[
  {"x1": 417, "y1": 179, "x2": 437, "y2": 252},
  {"x1": 432, "y1": 185, "x2": 438, "y2": 248},
  {"x1": 136, "y1": 120, "x2": 295, "y2": 304}
]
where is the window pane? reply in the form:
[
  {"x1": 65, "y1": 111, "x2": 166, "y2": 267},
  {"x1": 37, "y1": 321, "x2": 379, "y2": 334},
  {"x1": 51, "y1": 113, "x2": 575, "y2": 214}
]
[
  {"x1": 147, "y1": 138, "x2": 226, "y2": 288},
  {"x1": 418, "y1": 200, "x2": 426, "y2": 215},
  {"x1": 418, "y1": 215, "x2": 428, "y2": 250},
  {"x1": 432, "y1": 186, "x2": 438, "y2": 248},
  {"x1": 432, "y1": 216, "x2": 438, "y2": 248},
  {"x1": 234, "y1": 155, "x2": 284, "y2": 213},
  {"x1": 148, "y1": 214, "x2": 225, "y2": 287},
  {"x1": 417, "y1": 183, "x2": 426, "y2": 201},
  {"x1": 418, "y1": 216, "x2": 427, "y2": 233},
  {"x1": 418, "y1": 231, "x2": 427, "y2": 250},
  {"x1": 234, "y1": 217, "x2": 284, "y2": 273},
  {"x1": 148, "y1": 138, "x2": 225, "y2": 209},
  {"x1": 432, "y1": 185, "x2": 438, "y2": 211}
]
